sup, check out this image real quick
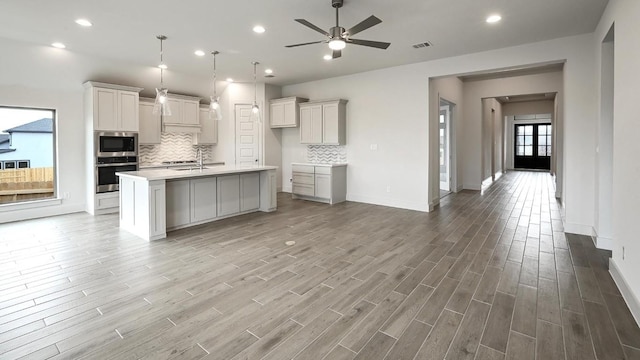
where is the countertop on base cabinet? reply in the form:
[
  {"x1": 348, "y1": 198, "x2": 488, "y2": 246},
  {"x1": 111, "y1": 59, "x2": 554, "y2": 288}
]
[{"x1": 117, "y1": 165, "x2": 277, "y2": 241}]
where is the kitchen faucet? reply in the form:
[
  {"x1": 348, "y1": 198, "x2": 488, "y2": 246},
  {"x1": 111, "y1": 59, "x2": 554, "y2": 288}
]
[{"x1": 196, "y1": 148, "x2": 203, "y2": 171}]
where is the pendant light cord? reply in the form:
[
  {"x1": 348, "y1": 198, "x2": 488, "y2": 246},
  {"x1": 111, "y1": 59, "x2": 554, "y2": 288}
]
[
  {"x1": 212, "y1": 52, "x2": 217, "y2": 97},
  {"x1": 160, "y1": 38, "x2": 164, "y2": 86},
  {"x1": 253, "y1": 62, "x2": 258, "y2": 104}
]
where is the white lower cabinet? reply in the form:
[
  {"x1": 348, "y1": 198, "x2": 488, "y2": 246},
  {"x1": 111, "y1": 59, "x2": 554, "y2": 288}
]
[
  {"x1": 291, "y1": 164, "x2": 347, "y2": 204},
  {"x1": 190, "y1": 177, "x2": 217, "y2": 222},
  {"x1": 166, "y1": 180, "x2": 191, "y2": 228},
  {"x1": 217, "y1": 175, "x2": 241, "y2": 217},
  {"x1": 240, "y1": 173, "x2": 260, "y2": 211}
]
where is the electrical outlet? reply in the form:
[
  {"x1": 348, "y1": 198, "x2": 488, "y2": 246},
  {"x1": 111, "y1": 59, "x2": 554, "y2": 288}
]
[
  {"x1": 62, "y1": 192, "x2": 70, "y2": 199},
  {"x1": 289, "y1": 178, "x2": 292, "y2": 183},
  {"x1": 370, "y1": 144, "x2": 378, "y2": 151},
  {"x1": 386, "y1": 185, "x2": 391, "y2": 193}
]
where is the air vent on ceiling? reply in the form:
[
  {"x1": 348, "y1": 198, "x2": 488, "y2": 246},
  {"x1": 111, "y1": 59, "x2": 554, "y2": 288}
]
[
  {"x1": 412, "y1": 41, "x2": 433, "y2": 49},
  {"x1": 264, "y1": 74, "x2": 275, "y2": 78}
]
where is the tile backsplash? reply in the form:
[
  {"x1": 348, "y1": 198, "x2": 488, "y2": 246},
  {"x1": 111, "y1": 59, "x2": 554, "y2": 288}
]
[
  {"x1": 139, "y1": 133, "x2": 214, "y2": 164},
  {"x1": 307, "y1": 145, "x2": 347, "y2": 164}
]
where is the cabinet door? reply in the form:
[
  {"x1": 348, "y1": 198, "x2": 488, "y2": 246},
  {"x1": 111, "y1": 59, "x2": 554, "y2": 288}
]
[
  {"x1": 118, "y1": 91, "x2": 139, "y2": 131},
  {"x1": 315, "y1": 174, "x2": 332, "y2": 199},
  {"x1": 182, "y1": 100, "x2": 200, "y2": 126},
  {"x1": 166, "y1": 180, "x2": 191, "y2": 228},
  {"x1": 93, "y1": 88, "x2": 118, "y2": 131},
  {"x1": 283, "y1": 102, "x2": 297, "y2": 127},
  {"x1": 193, "y1": 108, "x2": 218, "y2": 145},
  {"x1": 217, "y1": 175, "x2": 240, "y2": 217},
  {"x1": 322, "y1": 103, "x2": 339, "y2": 144},
  {"x1": 190, "y1": 177, "x2": 217, "y2": 223},
  {"x1": 270, "y1": 102, "x2": 284, "y2": 127},
  {"x1": 139, "y1": 103, "x2": 161, "y2": 144},
  {"x1": 240, "y1": 172, "x2": 260, "y2": 212},
  {"x1": 163, "y1": 98, "x2": 183, "y2": 124},
  {"x1": 300, "y1": 105, "x2": 323, "y2": 144}
]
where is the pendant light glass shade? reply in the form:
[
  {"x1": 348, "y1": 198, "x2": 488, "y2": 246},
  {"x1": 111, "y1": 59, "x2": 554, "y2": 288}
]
[
  {"x1": 209, "y1": 51, "x2": 222, "y2": 120},
  {"x1": 250, "y1": 61, "x2": 261, "y2": 123},
  {"x1": 153, "y1": 35, "x2": 171, "y2": 116}
]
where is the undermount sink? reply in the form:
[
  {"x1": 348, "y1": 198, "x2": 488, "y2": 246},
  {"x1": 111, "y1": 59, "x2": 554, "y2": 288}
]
[{"x1": 173, "y1": 167, "x2": 209, "y2": 171}]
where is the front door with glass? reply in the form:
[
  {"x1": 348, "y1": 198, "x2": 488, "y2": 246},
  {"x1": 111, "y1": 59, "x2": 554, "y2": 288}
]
[{"x1": 514, "y1": 123, "x2": 551, "y2": 170}]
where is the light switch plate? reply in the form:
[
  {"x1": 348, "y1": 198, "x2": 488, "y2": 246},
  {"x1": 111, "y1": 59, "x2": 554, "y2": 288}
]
[{"x1": 370, "y1": 144, "x2": 378, "y2": 151}]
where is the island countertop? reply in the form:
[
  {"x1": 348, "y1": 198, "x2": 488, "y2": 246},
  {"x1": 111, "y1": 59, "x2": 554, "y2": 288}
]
[{"x1": 117, "y1": 165, "x2": 278, "y2": 181}]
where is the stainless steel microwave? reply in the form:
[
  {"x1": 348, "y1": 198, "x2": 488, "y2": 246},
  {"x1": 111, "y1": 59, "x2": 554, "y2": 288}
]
[{"x1": 95, "y1": 132, "x2": 138, "y2": 157}]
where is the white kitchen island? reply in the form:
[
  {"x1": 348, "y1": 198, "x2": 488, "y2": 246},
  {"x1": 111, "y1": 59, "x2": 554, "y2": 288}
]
[{"x1": 116, "y1": 165, "x2": 277, "y2": 241}]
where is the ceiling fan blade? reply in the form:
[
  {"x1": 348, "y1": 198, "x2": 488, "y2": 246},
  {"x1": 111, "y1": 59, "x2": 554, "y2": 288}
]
[
  {"x1": 294, "y1": 19, "x2": 330, "y2": 37},
  {"x1": 346, "y1": 15, "x2": 382, "y2": 37},
  {"x1": 347, "y1": 38, "x2": 391, "y2": 49},
  {"x1": 332, "y1": 49, "x2": 342, "y2": 59},
  {"x1": 285, "y1": 40, "x2": 325, "y2": 48}
]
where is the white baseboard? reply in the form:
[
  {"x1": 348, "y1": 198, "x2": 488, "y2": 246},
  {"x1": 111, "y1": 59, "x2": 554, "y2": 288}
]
[
  {"x1": 595, "y1": 236, "x2": 614, "y2": 251},
  {"x1": 609, "y1": 258, "x2": 640, "y2": 327},
  {"x1": 463, "y1": 183, "x2": 481, "y2": 191},
  {"x1": 346, "y1": 193, "x2": 430, "y2": 212},
  {"x1": 456, "y1": 185, "x2": 464, "y2": 192},
  {"x1": 0, "y1": 202, "x2": 85, "y2": 224},
  {"x1": 563, "y1": 223, "x2": 596, "y2": 237}
]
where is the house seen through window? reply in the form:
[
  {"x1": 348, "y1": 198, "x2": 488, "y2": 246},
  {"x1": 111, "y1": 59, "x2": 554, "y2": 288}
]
[{"x1": 0, "y1": 106, "x2": 56, "y2": 204}]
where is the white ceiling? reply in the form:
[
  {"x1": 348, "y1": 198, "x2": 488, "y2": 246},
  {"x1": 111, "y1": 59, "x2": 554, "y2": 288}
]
[{"x1": 0, "y1": 0, "x2": 608, "y2": 86}]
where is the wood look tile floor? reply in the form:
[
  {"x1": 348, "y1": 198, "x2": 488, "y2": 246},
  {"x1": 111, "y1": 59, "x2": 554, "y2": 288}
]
[{"x1": 1, "y1": 171, "x2": 639, "y2": 360}]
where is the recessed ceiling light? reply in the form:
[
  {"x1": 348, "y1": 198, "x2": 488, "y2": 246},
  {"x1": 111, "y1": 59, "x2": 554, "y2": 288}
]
[
  {"x1": 264, "y1": 69, "x2": 273, "y2": 74},
  {"x1": 253, "y1": 25, "x2": 266, "y2": 33},
  {"x1": 75, "y1": 19, "x2": 92, "y2": 27},
  {"x1": 51, "y1": 42, "x2": 66, "y2": 49},
  {"x1": 486, "y1": 14, "x2": 502, "y2": 23},
  {"x1": 158, "y1": 63, "x2": 168, "y2": 69},
  {"x1": 323, "y1": 54, "x2": 332, "y2": 60},
  {"x1": 194, "y1": 50, "x2": 205, "y2": 57},
  {"x1": 226, "y1": 78, "x2": 234, "y2": 82}
]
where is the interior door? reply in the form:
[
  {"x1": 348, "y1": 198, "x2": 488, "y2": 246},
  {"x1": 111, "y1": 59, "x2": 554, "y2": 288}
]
[
  {"x1": 235, "y1": 104, "x2": 260, "y2": 166},
  {"x1": 439, "y1": 106, "x2": 450, "y2": 191},
  {"x1": 514, "y1": 123, "x2": 551, "y2": 170}
]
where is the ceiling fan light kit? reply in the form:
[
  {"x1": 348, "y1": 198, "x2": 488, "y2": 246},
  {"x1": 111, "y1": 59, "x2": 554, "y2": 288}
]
[{"x1": 286, "y1": 0, "x2": 391, "y2": 59}]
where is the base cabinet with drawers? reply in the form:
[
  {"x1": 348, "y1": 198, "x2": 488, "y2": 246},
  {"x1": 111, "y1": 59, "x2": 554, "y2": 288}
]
[{"x1": 291, "y1": 163, "x2": 347, "y2": 204}]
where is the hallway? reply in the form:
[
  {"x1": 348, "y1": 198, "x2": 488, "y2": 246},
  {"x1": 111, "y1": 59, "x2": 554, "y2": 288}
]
[{"x1": 0, "y1": 171, "x2": 638, "y2": 359}]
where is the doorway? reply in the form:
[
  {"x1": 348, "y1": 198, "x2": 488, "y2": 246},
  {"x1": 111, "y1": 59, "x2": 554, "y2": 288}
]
[
  {"x1": 235, "y1": 104, "x2": 260, "y2": 166},
  {"x1": 439, "y1": 100, "x2": 452, "y2": 196},
  {"x1": 514, "y1": 123, "x2": 551, "y2": 170}
]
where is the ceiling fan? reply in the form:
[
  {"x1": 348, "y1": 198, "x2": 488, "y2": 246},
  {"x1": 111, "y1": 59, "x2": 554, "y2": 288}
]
[{"x1": 285, "y1": 0, "x2": 391, "y2": 59}]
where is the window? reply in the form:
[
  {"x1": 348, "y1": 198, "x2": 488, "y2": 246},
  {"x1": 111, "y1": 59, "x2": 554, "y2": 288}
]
[
  {"x1": 0, "y1": 106, "x2": 56, "y2": 205},
  {"x1": 516, "y1": 125, "x2": 534, "y2": 156},
  {"x1": 538, "y1": 124, "x2": 552, "y2": 156}
]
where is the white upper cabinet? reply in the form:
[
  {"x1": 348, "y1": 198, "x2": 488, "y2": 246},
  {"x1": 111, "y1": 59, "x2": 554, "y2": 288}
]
[
  {"x1": 193, "y1": 107, "x2": 218, "y2": 145},
  {"x1": 299, "y1": 99, "x2": 347, "y2": 145},
  {"x1": 270, "y1": 97, "x2": 308, "y2": 128},
  {"x1": 162, "y1": 94, "x2": 201, "y2": 133},
  {"x1": 84, "y1": 82, "x2": 142, "y2": 132},
  {"x1": 139, "y1": 100, "x2": 161, "y2": 144}
]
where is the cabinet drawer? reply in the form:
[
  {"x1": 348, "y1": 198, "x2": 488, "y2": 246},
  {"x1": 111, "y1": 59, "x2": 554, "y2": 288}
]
[
  {"x1": 293, "y1": 184, "x2": 315, "y2": 197},
  {"x1": 292, "y1": 164, "x2": 314, "y2": 174},
  {"x1": 314, "y1": 166, "x2": 332, "y2": 175},
  {"x1": 96, "y1": 193, "x2": 119, "y2": 209},
  {"x1": 292, "y1": 172, "x2": 315, "y2": 185}
]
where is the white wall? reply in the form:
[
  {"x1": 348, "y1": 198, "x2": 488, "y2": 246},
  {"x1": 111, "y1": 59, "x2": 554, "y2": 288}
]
[
  {"x1": 481, "y1": 98, "x2": 503, "y2": 181},
  {"x1": 0, "y1": 132, "x2": 53, "y2": 167},
  {"x1": 594, "y1": 0, "x2": 640, "y2": 323},
  {"x1": 0, "y1": 86, "x2": 85, "y2": 222},
  {"x1": 429, "y1": 77, "x2": 464, "y2": 207},
  {"x1": 283, "y1": 34, "x2": 596, "y2": 219}
]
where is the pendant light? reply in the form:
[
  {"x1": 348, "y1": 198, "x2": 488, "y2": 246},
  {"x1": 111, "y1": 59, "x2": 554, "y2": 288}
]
[
  {"x1": 153, "y1": 35, "x2": 171, "y2": 116},
  {"x1": 209, "y1": 51, "x2": 222, "y2": 120},
  {"x1": 250, "y1": 61, "x2": 261, "y2": 123}
]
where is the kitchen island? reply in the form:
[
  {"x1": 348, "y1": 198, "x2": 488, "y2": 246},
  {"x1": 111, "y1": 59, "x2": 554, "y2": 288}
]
[{"x1": 116, "y1": 165, "x2": 277, "y2": 241}]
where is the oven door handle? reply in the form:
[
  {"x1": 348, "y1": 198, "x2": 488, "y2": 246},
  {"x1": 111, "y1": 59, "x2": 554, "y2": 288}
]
[{"x1": 96, "y1": 163, "x2": 138, "y2": 167}]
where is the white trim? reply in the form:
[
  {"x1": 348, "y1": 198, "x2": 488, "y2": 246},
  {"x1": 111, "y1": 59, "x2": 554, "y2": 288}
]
[
  {"x1": 609, "y1": 258, "x2": 640, "y2": 327},
  {"x1": 595, "y1": 236, "x2": 614, "y2": 250},
  {"x1": 563, "y1": 222, "x2": 596, "y2": 236},
  {"x1": 0, "y1": 202, "x2": 84, "y2": 224},
  {"x1": 0, "y1": 198, "x2": 62, "y2": 212}
]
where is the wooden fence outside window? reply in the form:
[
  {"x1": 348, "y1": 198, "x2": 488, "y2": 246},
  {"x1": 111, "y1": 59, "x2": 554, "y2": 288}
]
[{"x1": 0, "y1": 167, "x2": 54, "y2": 204}]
